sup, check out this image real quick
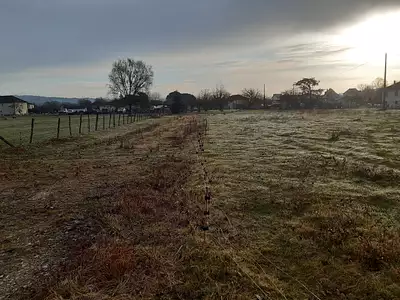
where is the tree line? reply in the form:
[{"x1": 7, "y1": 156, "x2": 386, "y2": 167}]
[
  {"x1": 278, "y1": 77, "x2": 386, "y2": 109},
  {"x1": 32, "y1": 57, "x2": 387, "y2": 114}
]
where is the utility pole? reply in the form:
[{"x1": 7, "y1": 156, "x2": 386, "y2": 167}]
[{"x1": 383, "y1": 53, "x2": 388, "y2": 109}]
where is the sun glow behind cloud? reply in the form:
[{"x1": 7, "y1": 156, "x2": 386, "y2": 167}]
[{"x1": 333, "y1": 10, "x2": 400, "y2": 65}]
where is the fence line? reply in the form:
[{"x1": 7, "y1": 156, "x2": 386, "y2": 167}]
[
  {"x1": 68, "y1": 116, "x2": 72, "y2": 137},
  {"x1": 0, "y1": 111, "x2": 165, "y2": 148},
  {"x1": 30, "y1": 118, "x2": 35, "y2": 143},
  {"x1": 56, "y1": 117, "x2": 61, "y2": 139}
]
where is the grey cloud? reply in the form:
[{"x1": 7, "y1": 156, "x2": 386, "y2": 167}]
[
  {"x1": 285, "y1": 43, "x2": 319, "y2": 52},
  {"x1": 0, "y1": 0, "x2": 399, "y2": 74},
  {"x1": 314, "y1": 48, "x2": 353, "y2": 56},
  {"x1": 213, "y1": 60, "x2": 244, "y2": 67},
  {"x1": 276, "y1": 59, "x2": 302, "y2": 64},
  {"x1": 277, "y1": 42, "x2": 353, "y2": 62},
  {"x1": 274, "y1": 62, "x2": 357, "y2": 73}
]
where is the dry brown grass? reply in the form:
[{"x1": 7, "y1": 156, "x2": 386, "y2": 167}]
[
  {"x1": 1, "y1": 115, "x2": 258, "y2": 300},
  {"x1": 203, "y1": 110, "x2": 400, "y2": 299},
  {"x1": 5, "y1": 110, "x2": 400, "y2": 299}
]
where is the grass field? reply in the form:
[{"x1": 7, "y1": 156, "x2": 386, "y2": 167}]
[
  {"x1": 205, "y1": 109, "x2": 400, "y2": 299},
  {"x1": 0, "y1": 114, "x2": 142, "y2": 147},
  {"x1": 1, "y1": 109, "x2": 400, "y2": 299}
]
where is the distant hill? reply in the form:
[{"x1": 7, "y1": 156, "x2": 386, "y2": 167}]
[{"x1": 17, "y1": 95, "x2": 96, "y2": 105}]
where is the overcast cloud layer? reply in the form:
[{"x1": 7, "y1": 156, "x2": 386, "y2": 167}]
[{"x1": 1, "y1": 0, "x2": 399, "y2": 97}]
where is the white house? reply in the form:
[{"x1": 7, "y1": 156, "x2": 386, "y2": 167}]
[
  {"x1": 271, "y1": 94, "x2": 281, "y2": 107},
  {"x1": 0, "y1": 96, "x2": 28, "y2": 115},
  {"x1": 385, "y1": 81, "x2": 400, "y2": 109},
  {"x1": 271, "y1": 94, "x2": 281, "y2": 101}
]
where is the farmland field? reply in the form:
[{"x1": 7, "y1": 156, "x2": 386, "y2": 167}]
[
  {"x1": 0, "y1": 113, "x2": 144, "y2": 148},
  {"x1": 1, "y1": 109, "x2": 400, "y2": 299}
]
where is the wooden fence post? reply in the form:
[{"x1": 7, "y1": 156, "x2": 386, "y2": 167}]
[
  {"x1": 29, "y1": 118, "x2": 35, "y2": 143},
  {"x1": 0, "y1": 136, "x2": 15, "y2": 148},
  {"x1": 57, "y1": 117, "x2": 61, "y2": 139},
  {"x1": 68, "y1": 115, "x2": 72, "y2": 137},
  {"x1": 109, "y1": 113, "x2": 112, "y2": 128},
  {"x1": 87, "y1": 114, "x2": 91, "y2": 133},
  {"x1": 118, "y1": 113, "x2": 121, "y2": 126},
  {"x1": 95, "y1": 114, "x2": 99, "y2": 131},
  {"x1": 103, "y1": 114, "x2": 105, "y2": 130},
  {"x1": 79, "y1": 114, "x2": 83, "y2": 134}
]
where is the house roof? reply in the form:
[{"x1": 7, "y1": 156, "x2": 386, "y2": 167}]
[
  {"x1": 228, "y1": 94, "x2": 248, "y2": 102},
  {"x1": 344, "y1": 88, "x2": 360, "y2": 94},
  {"x1": 325, "y1": 88, "x2": 338, "y2": 96},
  {"x1": 0, "y1": 96, "x2": 27, "y2": 104},
  {"x1": 387, "y1": 81, "x2": 400, "y2": 90}
]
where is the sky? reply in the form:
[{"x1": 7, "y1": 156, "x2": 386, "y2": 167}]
[{"x1": 1, "y1": 0, "x2": 400, "y2": 98}]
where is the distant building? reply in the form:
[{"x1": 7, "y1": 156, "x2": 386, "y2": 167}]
[
  {"x1": 385, "y1": 81, "x2": 400, "y2": 109},
  {"x1": 228, "y1": 95, "x2": 248, "y2": 109},
  {"x1": 98, "y1": 105, "x2": 116, "y2": 113},
  {"x1": 272, "y1": 94, "x2": 281, "y2": 101},
  {"x1": 324, "y1": 88, "x2": 340, "y2": 101},
  {"x1": 343, "y1": 88, "x2": 360, "y2": 98},
  {"x1": 340, "y1": 88, "x2": 362, "y2": 108},
  {"x1": 322, "y1": 89, "x2": 341, "y2": 108},
  {"x1": 0, "y1": 96, "x2": 29, "y2": 115},
  {"x1": 59, "y1": 108, "x2": 88, "y2": 114},
  {"x1": 271, "y1": 94, "x2": 281, "y2": 108}
]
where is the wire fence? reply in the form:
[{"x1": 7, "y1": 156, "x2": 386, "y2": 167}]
[
  {"x1": 0, "y1": 112, "x2": 159, "y2": 148},
  {"x1": 194, "y1": 116, "x2": 322, "y2": 300}
]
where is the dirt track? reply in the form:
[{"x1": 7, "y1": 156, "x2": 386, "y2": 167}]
[{"x1": 0, "y1": 116, "x2": 205, "y2": 299}]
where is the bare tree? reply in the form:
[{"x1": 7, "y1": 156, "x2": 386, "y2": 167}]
[
  {"x1": 108, "y1": 58, "x2": 154, "y2": 98},
  {"x1": 197, "y1": 89, "x2": 213, "y2": 112},
  {"x1": 358, "y1": 82, "x2": 381, "y2": 104},
  {"x1": 241, "y1": 88, "x2": 262, "y2": 108},
  {"x1": 212, "y1": 85, "x2": 230, "y2": 111},
  {"x1": 149, "y1": 92, "x2": 162, "y2": 101},
  {"x1": 371, "y1": 77, "x2": 386, "y2": 90}
]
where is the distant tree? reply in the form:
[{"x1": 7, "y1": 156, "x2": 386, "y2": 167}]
[
  {"x1": 150, "y1": 99, "x2": 164, "y2": 106},
  {"x1": 181, "y1": 93, "x2": 197, "y2": 111},
  {"x1": 280, "y1": 91, "x2": 301, "y2": 110},
  {"x1": 371, "y1": 77, "x2": 387, "y2": 90},
  {"x1": 357, "y1": 84, "x2": 376, "y2": 104},
  {"x1": 78, "y1": 99, "x2": 92, "y2": 109},
  {"x1": 118, "y1": 92, "x2": 149, "y2": 112},
  {"x1": 241, "y1": 88, "x2": 262, "y2": 108},
  {"x1": 212, "y1": 85, "x2": 230, "y2": 111},
  {"x1": 92, "y1": 98, "x2": 108, "y2": 106},
  {"x1": 62, "y1": 102, "x2": 81, "y2": 109},
  {"x1": 149, "y1": 92, "x2": 164, "y2": 106},
  {"x1": 149, "y1": 92, "x2": 162, "y2": 101},
  {"x1": 167, "y1": 91, "x2": 184, "y2": 114},
  {"x1": 108, "y1": 58, "x2": 154, "y2": 98},
  {"x1": 197, "y1": 89, "x2": 212, "y2": 112},
  {"x1": 40, "y1": 101, "x2": 62, "y2": 113},
  {"x1": 295, "y1": 78, "x2": 321, "y2": 101}
]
